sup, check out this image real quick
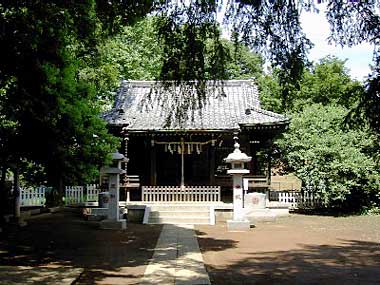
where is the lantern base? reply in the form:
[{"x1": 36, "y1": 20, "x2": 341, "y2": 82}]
[
  {"x1": 100, "y1": 219, "x2": 127, "y2": 230},
  {"x1": 227, "y1": 219, "x2": 251, "y2": 232}
]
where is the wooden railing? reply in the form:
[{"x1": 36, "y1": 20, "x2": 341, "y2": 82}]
[
  {"x1": 270, "y1": 191, "x2": 321, "y2": 209},
  {"x1": 20, "y1": 186, "x2": 47, "y2": 207},
  {"x1": 142, "y1": 186, "x2": 221, "y2": 203},
  {"x1": 121, "y1": 175, "x2": 140, "y2": 188}
]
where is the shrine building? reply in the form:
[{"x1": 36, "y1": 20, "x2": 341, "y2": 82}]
[{"x1": 103, "y1": 80, "x2": 289, "y2": 203}]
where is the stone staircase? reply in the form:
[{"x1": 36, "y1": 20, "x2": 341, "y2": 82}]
[{"x1": 144, "y1": 204, "x2": 212, "y2": 225}]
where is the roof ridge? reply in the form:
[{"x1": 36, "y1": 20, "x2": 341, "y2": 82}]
[{"x1": 122, "y1": 79, "x2": 255, "y2": 87}]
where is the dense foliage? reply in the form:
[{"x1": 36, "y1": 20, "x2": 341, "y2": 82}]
[
  {"x1": 267, "y1": 57, "x2": 380, "y2": 210},
  {"x1": 0, "y1": 1, "x2": 147, "y2": 189},
  {"x1": 277, "y1": 104, "x2": 380, "y2": 210},
  {"x1": 260, "y1": 56, "x2": 364, "y2": 112},
  {"x1": 81, "y1": 17, "x2": 263, "y2": 101}
]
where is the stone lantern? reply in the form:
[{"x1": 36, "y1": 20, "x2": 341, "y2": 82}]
[
  {"x1": 224, "y1": 136, "x2": 252, "y2": 231},
  {"x1": 99, "y1": 152, "x2": 127, "y2": 230}
]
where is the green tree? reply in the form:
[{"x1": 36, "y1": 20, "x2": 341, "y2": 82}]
[
  {"x1": 259, "y1": 56, "x2": 364, "y2": 112},
  {"x1": 258, "y1": 70, "x2": 289, "y2": 113},
  {"x1": 0, "y1": 1, "x2": 145, "y2": 192},
  {"x1": 295, "y1": 56, "x2": 364, "y2": 109},
  {"x1": 211, "y1": 39, "x2": 263, "y2": 80},
  {"x1": 81, "y1": 17, "x2": 264, "y2": 102},
  {"x1": 277, "y1": 104, "x2": 380, "y2": 210},
  {"x1": 79, "y1": 17, "x2": 164, "y2": 101}
]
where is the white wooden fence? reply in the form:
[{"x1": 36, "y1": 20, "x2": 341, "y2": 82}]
[
  {"x1": 20, "y1": 186, "x2": 47, "y2": 207},
  {"x1": 86, "y1": 184, "x2": 100, "y2": 201},
  {"x1": 65, "y1": 184, "x2": 100, "y2": 205},
  {"x1": 142, "y1": 186, "x2": 221, "y2": 202},
  {"x1": 269, "y1": 191, "x2": 321, "y2": 209}
]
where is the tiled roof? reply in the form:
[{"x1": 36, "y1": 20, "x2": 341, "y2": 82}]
[{"x1": 103, "y1": 80, "x2": 289, "y2": 131}]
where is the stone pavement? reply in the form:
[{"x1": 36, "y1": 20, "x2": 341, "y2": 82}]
[{"x1": 141, "y1": 224, "x2": 210, "y2": 285}]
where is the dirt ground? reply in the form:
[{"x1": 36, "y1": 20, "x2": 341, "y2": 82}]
[
  {"x1": 1, "y1": 212, "x2": 380, "y2": 285},
  {"x1": 0, "y1": 212, "x2": 162, "y2": 285},
  {"x1": 196, "y1": 215, "x2": 380, "y2": 285}
]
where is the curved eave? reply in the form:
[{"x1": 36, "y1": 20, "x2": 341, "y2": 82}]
[
  {"x1": 117, "y1": 128, "x2": 240, "y2": 136},
  {"x1": 239, "y1": 120, "x2": 290, "y2": 131}
]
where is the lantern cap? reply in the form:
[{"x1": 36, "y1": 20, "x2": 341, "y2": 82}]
[
  {"x1": 224, "y1": 136, "x2": 252, "y2": 164},
  {"x1": 100, "y1": 167, "x2": 126, "y2": 175},
  {"x1": 112, "y1": 152, "x2": 126, "y2": 161}
]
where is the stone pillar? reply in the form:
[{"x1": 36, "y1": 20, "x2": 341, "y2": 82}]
[
  {"x1": 99, "y1": 152, "x2": 127, "y2": 230},
  {"x1": 232, "y1": 174, "x2": 244, "y2": 220},
  {"x1": 108, "y1": 173, "x2": 120, "y2": 221}
]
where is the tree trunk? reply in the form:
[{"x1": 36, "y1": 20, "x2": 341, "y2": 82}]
[
  {"x1": 0, "y1": 166, "x2": 7, "y2": 225},
  {"x1": 13, "y1": 167, "x2": 20, "y2": 219},
  {"x1": 58, "y1": 175, "x2": 64, "y2": 204}
]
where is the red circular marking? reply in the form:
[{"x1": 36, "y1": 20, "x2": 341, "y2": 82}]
[{"x1": 252, "y1": 197, "x2": 259, "y2": 204}]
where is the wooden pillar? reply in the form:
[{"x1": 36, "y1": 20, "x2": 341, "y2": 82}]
[
  {"x1": 249, "y1": 142, "x2": 256, "y2": 175},
  {"x1": 150, "y1": 139, "x2": 157, "y2": 185},
  {"x1": 123, "y1": 134, "x2": 130, "y2": 202},
  {"x1": 267, "y1": 139, "x2": 272, "y2": 185},
  {"x1": 180, "y1": 137, "x2": 185, "y2": 188},
  {"x1": 209, "y1": 140, "x2": 216, "y2": 185}
]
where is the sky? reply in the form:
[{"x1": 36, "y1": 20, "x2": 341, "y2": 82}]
[
  {"x1": 217, "y1": 2, "x2": 374, "y2": 81},
  {"x1": 300, "y1": 3, "x2": 373, "y2": 81}
]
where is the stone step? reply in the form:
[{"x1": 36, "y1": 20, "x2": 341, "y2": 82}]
[
  {"x1": 148, "y1": 216, "x2": 210, "y2": 224},
  {"x1": 149, "y1": 210, "x2": 210, "y2": 218},
  {"x1": 149, "y1": 205, "x2": 210, "y2": 212},
  {"x1": 146, "y1": 204, "x2": 212, "y2": 225}
]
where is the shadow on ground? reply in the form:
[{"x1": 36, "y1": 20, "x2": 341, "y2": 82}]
[
  {"x1": 3, "y1": 212, "x2": 378, "y2": 284},
  {"x1": 0, "y1": 212, "x2": 237, "y2": 284},
  {"x1": 0, "y1": 212, "x2": 163, "y2": 284}
]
